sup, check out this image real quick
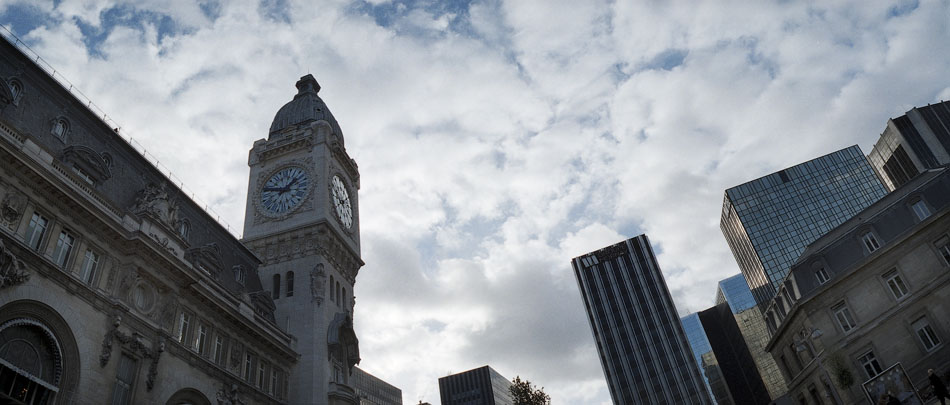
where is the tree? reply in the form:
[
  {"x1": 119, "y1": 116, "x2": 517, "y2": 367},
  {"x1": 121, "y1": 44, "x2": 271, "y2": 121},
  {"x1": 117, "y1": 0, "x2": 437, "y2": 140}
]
[{"x1": 509, "y1": 376, "x2": 551, "y2": 405}]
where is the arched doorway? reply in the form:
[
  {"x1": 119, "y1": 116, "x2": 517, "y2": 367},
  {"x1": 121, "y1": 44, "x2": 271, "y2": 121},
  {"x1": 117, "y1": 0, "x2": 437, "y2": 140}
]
[
  {"x1": 166, "y1": 388, "x2": 211, "y2": 405},
  {"x1": 0, "y1": 300, "x2": 80, "y2": 405}
]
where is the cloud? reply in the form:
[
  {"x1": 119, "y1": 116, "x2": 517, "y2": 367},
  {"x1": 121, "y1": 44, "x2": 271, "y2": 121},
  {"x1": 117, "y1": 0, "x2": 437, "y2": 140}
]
[{"x1": 3, "y1": 0, "x2": 949, "y2": 403}]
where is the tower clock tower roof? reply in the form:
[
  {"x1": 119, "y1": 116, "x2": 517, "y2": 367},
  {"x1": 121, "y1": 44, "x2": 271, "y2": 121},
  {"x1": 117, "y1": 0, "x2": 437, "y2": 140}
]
[{"x1": 268, "y1": 74, "x2": 344, "y2": 139}]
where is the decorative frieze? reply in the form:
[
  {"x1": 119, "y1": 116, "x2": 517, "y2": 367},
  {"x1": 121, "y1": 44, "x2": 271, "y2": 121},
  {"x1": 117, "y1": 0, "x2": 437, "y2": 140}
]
[{"x1": 130, "y1": 182, "x2": 180, "y2": 232}]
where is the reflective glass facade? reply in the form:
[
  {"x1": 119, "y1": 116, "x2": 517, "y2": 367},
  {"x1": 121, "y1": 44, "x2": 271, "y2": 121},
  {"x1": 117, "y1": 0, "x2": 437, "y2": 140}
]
[
  {"x1": 573, "y1": 235, "x2": 710, "y2": 405},
  {"x1": 715, "y1": 274, "x2": 757, "y2": 314},
  {"x1": 438, "y1": 365, "x2": 512, "y2": 405},
  {"x1": 682, "y1": 313, "x2": 725, "y2": 404},
  {"x1": 720, "y1": 145, "x2": 887, "y2": 309}
]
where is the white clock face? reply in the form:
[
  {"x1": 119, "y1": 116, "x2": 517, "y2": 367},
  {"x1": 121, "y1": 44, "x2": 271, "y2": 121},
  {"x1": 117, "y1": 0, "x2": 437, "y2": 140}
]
[
  {"x1": 331, "y1": 175, "x2": 352, "y2": 229},
  {"x1": 261, "y1": 166, "x2": 310, "y2": 215}
]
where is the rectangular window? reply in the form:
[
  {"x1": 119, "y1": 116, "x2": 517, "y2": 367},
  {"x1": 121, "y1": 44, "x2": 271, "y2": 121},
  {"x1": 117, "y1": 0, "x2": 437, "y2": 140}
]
[
  {"x1": 815, "y1": 267, "x2": 830, "y2": 284},
  {"x1": 882, "y1": 270, "x2": 909, "y2": 300},
  {"x1": 286, "y1": 272, "x2": 294, "y2": 297},
  {"x1": 244, "y1": 353, "x2": 254, "y2": 382},
  {"x1": 911, "y1": 200, "x2": 931, "y2": 220},
  {"x1": 858, "y1": 351, "x2": 883, "y2": 378},
  {"x1": 258, "y1": 362, "x2": 267, "y2": 389},
  {"x1": 79, "y1": 249, "x2": 100, "y2": 285},
  {"x1": 271, "y1": 369, "x2": 278, "y2": 396},
  {"x1": 111, "y1": 353, "x2": 137, "y2": 405},
  {"x1": 24, "y1": 212, "x2": 49, "y2": 251},
  {"x1": 176, "y1": 312, "x2": 191, "y2": 344},
  {"x1": 51, "y1": 230, "x2": 75, "y2": 268},
  {"x1": 833, "y1": 302, "x2": 857, "y2": 333},
  {"x1": 862, "y1": 232, "x2": 881, "y2": 253},
  {"x1": 213, "y1": 334, "x2": 228, "y2": 365},
  {"x1": 194, "y1": 323, "x2": 208, "y2": 355},
  {"x1": 913, "y1": 317, "x2": 941, "y2": 351},
  {"x1": 936, "y1": 236, "x2": 950, "y2": 266}
]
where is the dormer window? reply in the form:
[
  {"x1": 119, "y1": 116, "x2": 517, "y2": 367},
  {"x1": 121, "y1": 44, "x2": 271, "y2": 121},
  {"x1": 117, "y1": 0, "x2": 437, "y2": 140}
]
[
  {"x1": 235, "y1": 266, "x2": 246, "y2": 286},
  {"x1": 910, "y1": 199, "x2": 931, "y2": 221},
  {"x1": 815, "y1": 267, "x2": 830, "y2": 284},
  {"x1": 51, "y1": 117, "x2": 69, "y2": 141},
  {"x1": 178, "y1": 219, "x2": 190, "y2": 240},
  {"x1": 861, "y1": 231, "x2": 881, "y2": 253},
  {"x1": 8, "y1": 78, "x2": 22, "y2": 104}
]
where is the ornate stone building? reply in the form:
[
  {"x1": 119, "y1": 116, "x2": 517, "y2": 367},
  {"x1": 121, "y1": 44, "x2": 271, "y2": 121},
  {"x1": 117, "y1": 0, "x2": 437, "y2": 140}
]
[
  {"x1": 763, "y1": 166, "x2": 950, "y2": 404},
  {"x1": 0, "y1": 32, "x2": 372, "y2": 404}
]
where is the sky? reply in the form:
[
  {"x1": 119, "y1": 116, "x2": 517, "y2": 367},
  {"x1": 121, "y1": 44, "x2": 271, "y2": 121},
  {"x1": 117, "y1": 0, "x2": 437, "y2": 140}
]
[{"x1": 1, "y1": 0, "x2": 949, "y2": 403}]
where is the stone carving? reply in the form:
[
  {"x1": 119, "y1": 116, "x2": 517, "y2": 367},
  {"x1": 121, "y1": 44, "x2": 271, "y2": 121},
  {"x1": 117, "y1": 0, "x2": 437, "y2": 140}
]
[
  {"x1": 311, "y1": 264, "x2": 326, "y2": 305},
  {"x1": 99, "y1": 315, "x2": 122, "y2": 367},
  {"x1": 148, "y1": 233, "x2": 177, "y2": 255},
  {"x1": 185, "y1": 243, "x2": 222, "y2": 277},
  {"x1": 100, "y1": 314, "x2": 164, "y2": 391},
  {"x1": 61, "y1": 145, "x2": 113, "y2": 184},
  {"x1": 130, "y1": 182, "x2": 179, "y2": 230},
  {"x1": 229, "y1": 341, "x2": 243, "y2": 369},
  {"x1": 0, "y1": 187, "x2": 26, "y2": 225},
  {"x1": 216, "y1": 384, "x2": 246, "y2": 405},
  {"x1": 145, "y1": 337, "x2": 164, "y2": 391},
  {"x1": 115, "y1": 267, "x2": 138, "y2": 300},
  {"x1": 156, "y1": 292, "x2": 179, "y2": 329},
  {"x1": 0, "y1": 239, "x2": 29, "y2": 289}
]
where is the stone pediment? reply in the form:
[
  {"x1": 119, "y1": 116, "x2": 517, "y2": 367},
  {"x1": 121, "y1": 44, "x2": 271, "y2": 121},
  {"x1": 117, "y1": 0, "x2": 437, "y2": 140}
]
[
  {"x1": 184, "y1": 243, "x2": 223, "y2": 277},
  {"x1": 61, "y1": 145, "x2": 113, "y2": 184}
]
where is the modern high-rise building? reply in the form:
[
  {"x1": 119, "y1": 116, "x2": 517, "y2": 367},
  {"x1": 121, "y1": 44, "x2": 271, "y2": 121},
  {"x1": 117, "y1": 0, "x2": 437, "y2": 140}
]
[
  {"x1": 438, "y1": 365, "x2": 512, "y2": 405},
  {"x1": 720, "y1": 145, "x2": 887, "y2": 309},
  {"x1": 351, "y1": 367, "x2": 402, "y2": 405},
  {"x1": 572, "y1": 235, "x2": 711, "y2": 404},
  {"x1": 867, "y1": 100, "x2": 950, "y2": 190},
  {"x1": 682, "y1": 304, "x2": 772, "y2": 404},
  {"x1": 715, "y1": 274, "x2": 787, "y2": 399}
]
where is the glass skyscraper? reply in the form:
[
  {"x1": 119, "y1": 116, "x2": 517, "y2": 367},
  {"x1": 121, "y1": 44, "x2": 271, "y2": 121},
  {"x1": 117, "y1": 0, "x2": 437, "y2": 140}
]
[
  {"x1": 720, "y1": 145, "x2": 887, "y2": 309},
  {"x1": 572, "y1": 235, "x2": 710, "y2": 404},
  {"x1": 438, "y1": 365, "x2": 512, "y2": 405},
  {"x1": 682, "y1": 313, "x2": 729, "y2": 404}
]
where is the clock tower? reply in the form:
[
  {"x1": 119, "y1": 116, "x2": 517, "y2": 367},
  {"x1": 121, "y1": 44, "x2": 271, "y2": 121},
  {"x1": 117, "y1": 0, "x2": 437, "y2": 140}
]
[{"x1": 243, "y1": 74, "x2": 362, "y2": 404}]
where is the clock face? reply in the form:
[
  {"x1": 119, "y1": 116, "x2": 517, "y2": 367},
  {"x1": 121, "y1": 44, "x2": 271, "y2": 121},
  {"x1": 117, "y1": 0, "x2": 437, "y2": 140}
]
[
  {"x1": 260, "y1": 166, "x2": 310, "y2": 215},
  {"x1": 331, "y1": 175, "x2": 352, "y2": 229}
]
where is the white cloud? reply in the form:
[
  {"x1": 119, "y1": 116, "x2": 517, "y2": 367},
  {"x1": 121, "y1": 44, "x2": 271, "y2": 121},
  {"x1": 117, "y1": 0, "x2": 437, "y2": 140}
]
[{"x1": 3, "y1": 0, "x2": 950, "y2": 403}]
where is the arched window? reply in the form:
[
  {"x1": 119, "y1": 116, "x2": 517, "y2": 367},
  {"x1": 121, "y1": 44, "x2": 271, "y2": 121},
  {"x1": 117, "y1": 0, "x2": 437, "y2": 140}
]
[
  {"x1": 272, "y1": 274, "x2": 281, "y2": 299},
  {"x1": 50, "y1": 117, "x2": 69, "y2": 141},
  {"x1": 8, "y1": 78, "x2": 22, "y2": 103},
  {"x1": 342, "y1": 287, "x2": 346, "y2": 308},
  {"x1": 178, "y1": 219, "x2": 190, "y2": 240},
  {"x1": 286, "y1": 271, "x2": 294, "y2": 297},
  {"x1": 336, "y1": 281, "x2": 341, "y2": 307},
  {"x1": 329, "y1": 275, "x2": 335, "y2": 303},
  {"x1": 0, "y1": 318, "x2": 63, "y2": 403}
]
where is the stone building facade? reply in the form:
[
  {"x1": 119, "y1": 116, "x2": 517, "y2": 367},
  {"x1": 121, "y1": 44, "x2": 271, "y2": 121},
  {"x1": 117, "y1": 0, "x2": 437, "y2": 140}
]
[
  {"x1": 0, "y1": 31, "x2": 376, "y2": 404},
  {"x1": 763, "y1": 166, "x2": 950, "y2": 404}
]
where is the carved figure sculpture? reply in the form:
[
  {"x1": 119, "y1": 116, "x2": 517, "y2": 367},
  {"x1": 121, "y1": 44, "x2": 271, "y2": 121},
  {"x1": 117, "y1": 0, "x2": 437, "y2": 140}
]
[
  {"x1": 131, "y1": 182, "x2": 180, "y2": 229},
  {"x1": 0, "y1": 239, "x2": 29, "y2": 289},
  {"x1": 311, "y1": 264, "x2": 326, "y2": 305},
  {"x1": 0, "y1": 187, "x2": 26, "y2": 224}
]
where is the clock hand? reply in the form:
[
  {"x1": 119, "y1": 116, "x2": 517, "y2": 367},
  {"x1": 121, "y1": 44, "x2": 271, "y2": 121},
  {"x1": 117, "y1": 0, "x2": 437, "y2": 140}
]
[{"x1": 262, "y1": 187, "x2": 283, "y2": 192}]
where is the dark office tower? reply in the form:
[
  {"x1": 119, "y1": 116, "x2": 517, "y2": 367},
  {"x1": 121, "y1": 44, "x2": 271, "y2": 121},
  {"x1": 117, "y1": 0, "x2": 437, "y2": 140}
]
[
  {"x1": 438, "y1": 365, "x2": 512, "y2": 405},
  {"x1": 715, "y1": 274, "x2": 787, "y2": 399},
  {"x1": 867, "y1": 100, "x2": 950, "y2": 190},
  {"x1": 682, "y1": 313, "x2": 730, "y2": 404},
  {"x1": 720, "y1": 145, "x2": 887, "y2": 309},
  {"x1": 696, "y1": 305, "x2": 771, "y2": 405},
  {"x1": 572, "y1": 235, "x2": 711, "y2": 405}
]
